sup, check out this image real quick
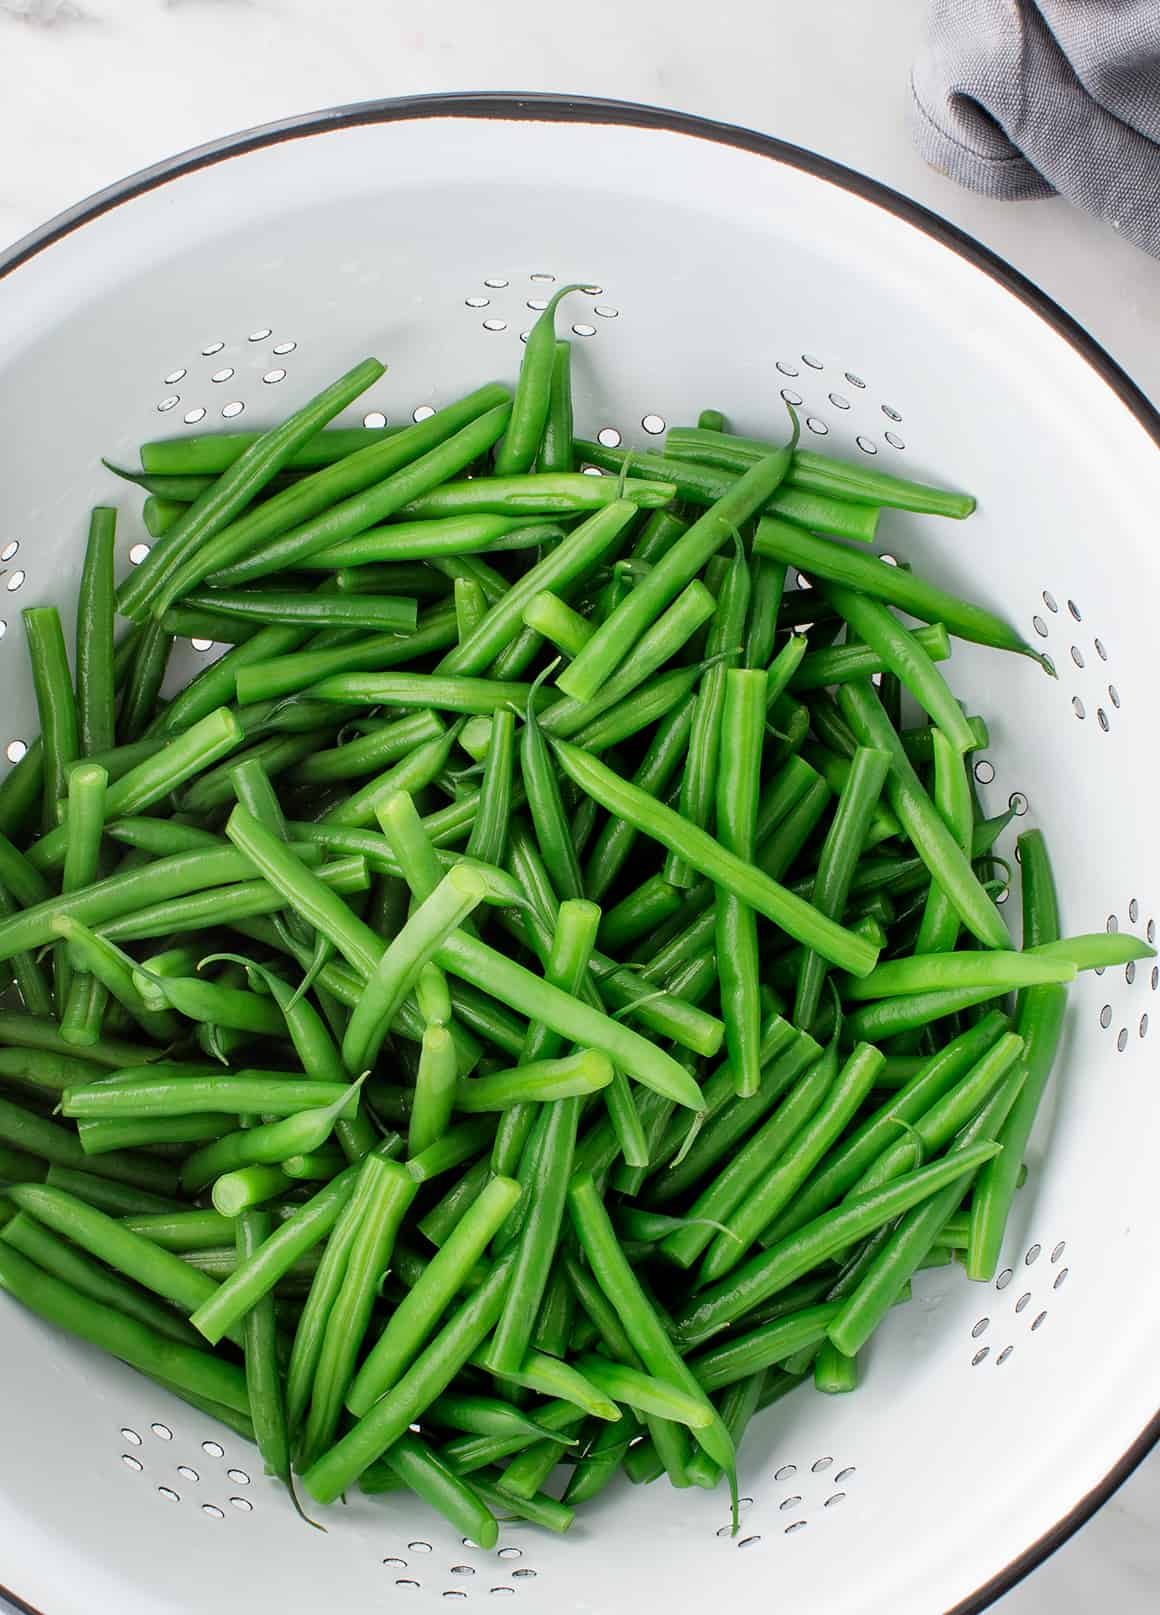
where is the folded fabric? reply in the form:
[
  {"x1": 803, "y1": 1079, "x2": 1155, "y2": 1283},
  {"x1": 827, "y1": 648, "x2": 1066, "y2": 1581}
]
[{"x1": 911, "y1": 0, "x2": 1160, "y2": 256}]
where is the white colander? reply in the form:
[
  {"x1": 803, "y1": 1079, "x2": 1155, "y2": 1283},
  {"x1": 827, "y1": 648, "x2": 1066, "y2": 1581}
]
[{"x1": 1, "y1": 92, "x2": 1158, "y2": 1615}]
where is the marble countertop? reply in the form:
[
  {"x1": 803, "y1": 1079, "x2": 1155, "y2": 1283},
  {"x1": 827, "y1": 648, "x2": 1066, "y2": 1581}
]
[{"x1": 0, "y1": 2, "x2": 1157, "y2": 1611}]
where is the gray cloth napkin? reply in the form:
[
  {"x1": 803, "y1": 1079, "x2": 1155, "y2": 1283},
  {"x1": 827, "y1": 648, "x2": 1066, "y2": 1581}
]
[{"x1": 911, "y1": 0, "x2": 1160, "y2": 255}]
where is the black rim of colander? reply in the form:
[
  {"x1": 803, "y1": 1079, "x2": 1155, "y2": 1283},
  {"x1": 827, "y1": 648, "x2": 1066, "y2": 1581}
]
[{"x1": 0, "y1": 91, "x2": 1157, "y2": 1615}]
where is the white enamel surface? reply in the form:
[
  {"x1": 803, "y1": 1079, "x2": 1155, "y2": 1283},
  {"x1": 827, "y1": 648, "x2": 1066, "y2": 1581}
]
[{"x1": 1, "y1": 111, "x2": 1158, "y2": 1615}]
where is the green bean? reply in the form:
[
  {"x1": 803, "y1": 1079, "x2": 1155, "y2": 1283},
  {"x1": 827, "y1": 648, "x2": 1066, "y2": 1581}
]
[
  {"x1": 118, "y1": 620, "x2": 174, "y2": 743},
  {"x1": 284, "y1": 1153, "x2": 383, "y2": 1430},
  {"x1": 524, "y1": 591, "x2": 591, "y2": 658},
  {"x1": 62, "y1": 1071, "x2": 356, "y2": 1119},
  {"x1": 667, "y1": 538, "x2": 751, "y2": 885},
  {"x1": 418, "y1": 1159, "x2": 494, "y2": 1249},
  {"x1": 142, "y1": 496, "x2": 187, "y2": 537},
  {"x1": 119, "y1": 358, "x2": 386, "y2": 618},
  {"x1": 96, "y1": 857, "x2": 368, "y2": 944},
  {"x1": 597, "y1": 875, "x2": 684, "y2": 954},
  {"x1": 699, "y1": 1043, "x2": 885, "y2": 1282},
  {"x1": 299, "y1": 1157, "x2": 416, "y2": 1466},
  {"x1": 487, "y1": 1347, "x2": 621, "y2": 1423},
  {"x1": 455, "y1": 1051, "x2": 612, "y2": 1111},
  {"x1": 968, "y1": 831, "x2": 1068, "y2": 1281},
  {"x1": 665, "y1": 427, "x2": 976, "y2": 516},
  {"x1": 559, "y1": 429, "x2": 796, "y2": 705},
  {"x1": 212, "y1": 1164, "x2": 294, "y2": 1216},
  {"x1": 570, "y1": 1353, "x2": 714, "y2": 1429},
  {"x1": 0, "y1": 1242, "x2": 249, "y2": 1412},
  {"x1": 0, "y1": 739, "x2": 45, "y2": 841},
  {"x1": 531, "y1": 1256, "x2": 575, "y2": 1357},
  {"x1": 160, "y1": 605, "x2": 263, "y2": 644},
  {"x1": 1030, "y1": 933, "x2": 1153, "y2": 971},
  {"x1": 136, "y1": 426, "x2": 415, "y2": 477},
  {"x1": 342, "y1": 865, "x2": 489, "y2": 1072},
  {"x1": 120, "y1": 1209, "x2": 257, "y2": 1251},
  {"x1": 671, "y1": 1142, "x2": 1001, "y2": 1350},
  {"x1": 402, "y1": 1026, "x2": 456, "y2": 1161},
  {"x1": 148, "y1": 970, "x2": 286, "y2": 1034},
  {"x1": 846, "y1": 951, "x2": 1073, "y2": 1000},
  {"x1": 283, "y1": 1148, "x2": 347, "y2": 1180},
  {"x1": 399, "y1": 472, "x2": 674, "y2": 521},
  {"x1": 1, "y1": 1211, "x2": 202, "y2": 1345},
  {"x1": 347, "y1": 1178, "x2": 521, "y2": 1417},
  {"x1": 687, "y1": 1303, "x2": 842, "y2": 1393},
  {"x1": 211, "y1": 403, "x2": 513, "y2": 589},
  {"x1": 901, "y1": 715, "x2": 990, "y2": 764},
  {"x1": 382, "y1": 1433, "x2": 499, "y2": 1547},
  {"x1": 233, "y1": 1196, "x2": 301, "y2": 1512},
  {"x1": 521, "y1": 685, "x2": 583, "y2": 900},
  {"x1": 753, "y1": 518, "x2": 1041, "y2": 661},
  {"x1": 759, "y1": 1012, "x2": 1009, "y2": 1248},
  {"x1": 574, "y1": 440, "x2": 877, "y2": 543},
  {"x1": 794, "y1": 747, "x2": 892, "y2": 1032},
  {"x1": 58, "y1": 971, "x2": 109, "y2": 1047},
  {"x1": 490, "y1": 283, "x2": 582, "y2": 472},
  {"x1": 553, "y1": 741, "x2": 877, "y2": 975},
  {"x1": 290, "y1": 711, "x2": 448, "y2": 787},
  {"x1": 830, "y1": 1062, "x2": 1029, "y2": 1356},
  {"x1": 742, "y1": 555, "x2": 785, "y2": 672},
  {"x1": 561, "y1": 1413, "x2": 637, "y2": 1506},
  {"x1": 185, "y1": 588, "x2": 417, "y2": 634},
  {"x1": 76, "y1": 508, "x2": 118, "y2": 756},
  {"x1": 906, "y1": 728, "x2": 973, "y2": 962},
  {"x1": 713, "y1": 669, "x2": 767, "y2": 1095},
  {"x1": 60, "y1": 764, "x2": 109, "y2": 905},
  {"x1": 463, "y1": 707, "x2": 515, "y2": 870},
  {"x1": 791, "y1": 622, "x2": 951, "y2": 691},
  {"x1": 836, "y1": 680, "x2": 1009, "y2": 948},
  {"x1": 454, "y1": 576, "x2": 488, "y2": 643},
  {"x1": 489, "y1": 1095, "x2": 580, "y2": 1373},
  {"x1": 537, "y1": 338, "x2": 575, "y2": 474},
  {"x1": 23, "y1": 606, "x2": 80, "y2": 830},
  {"x1": 305, "y1": 514, "x2": 564, "y2": 570}
]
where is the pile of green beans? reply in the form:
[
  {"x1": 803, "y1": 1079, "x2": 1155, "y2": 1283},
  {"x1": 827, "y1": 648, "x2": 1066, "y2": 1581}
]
[{"x1": 0, "y1": 312, "x2": 1147, "y2": 1551}]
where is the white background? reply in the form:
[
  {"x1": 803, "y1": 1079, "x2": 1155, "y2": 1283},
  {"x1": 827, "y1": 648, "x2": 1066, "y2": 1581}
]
[{"x1": 0, "y1": 1, "x2": 1157, "y2": 1611}]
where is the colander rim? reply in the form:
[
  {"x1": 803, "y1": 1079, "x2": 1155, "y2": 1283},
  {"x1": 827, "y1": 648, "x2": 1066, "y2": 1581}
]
[{"x1": 0, "y1": 89, "x2": 1156, "y2": 1615}]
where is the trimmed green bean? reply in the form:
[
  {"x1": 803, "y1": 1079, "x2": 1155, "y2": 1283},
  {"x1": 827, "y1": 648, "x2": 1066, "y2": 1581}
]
[
  {"x1": 714, "y1": 669, "x2": 767, "y2": 1095},
  {"x1": 76, "y1": 508, "x2": 118, "y2": 756},
  {"x1": 347, "y1": 1179, "x2": 521, "y2": 1416}
]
